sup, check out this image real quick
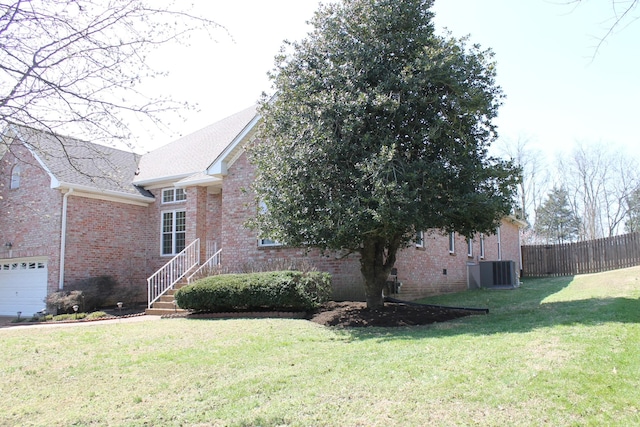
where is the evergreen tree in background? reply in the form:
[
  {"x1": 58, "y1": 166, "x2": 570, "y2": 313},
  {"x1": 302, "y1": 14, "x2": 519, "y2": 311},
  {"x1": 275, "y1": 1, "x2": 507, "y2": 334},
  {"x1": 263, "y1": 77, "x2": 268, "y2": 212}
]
[
  {"x1": 535, "y1": 187, "x2": 581, "y2": 244},
  {"x1": 624, "y1": 187, "x2": 640, "y2": 233}
]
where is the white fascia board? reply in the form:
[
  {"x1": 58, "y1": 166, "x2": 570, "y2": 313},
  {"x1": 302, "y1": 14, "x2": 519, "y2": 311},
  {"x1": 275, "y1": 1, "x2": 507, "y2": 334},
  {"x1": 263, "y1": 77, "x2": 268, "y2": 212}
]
[
  {"x1": 208, "y1": 160, "x2": 227, "y2": 177},
  {"x1": 54, "y1": 181, "x2": 155, "y2": 206},
  {"x1": 174, "y1": 175, "x2": 222, "y2": 188},
  {"x1": 131, "y1": 173, "x2": 193, "y2": 187},
  {"x1": 505, "y1": 215, "x2": 529, "y2": 229},
  {"x1": 206, "y1": 114, "x2": 261, "y2": 177},
  {"x1": 8, "y1": 124, "x2": 60, "y2": 188}
]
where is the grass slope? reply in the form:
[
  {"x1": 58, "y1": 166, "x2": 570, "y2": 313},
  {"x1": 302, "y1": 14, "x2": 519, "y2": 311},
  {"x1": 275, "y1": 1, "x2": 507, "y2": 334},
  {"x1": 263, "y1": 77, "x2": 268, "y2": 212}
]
[{"x1": 1, "y1": 267, "x2": 640, "y2": 426}]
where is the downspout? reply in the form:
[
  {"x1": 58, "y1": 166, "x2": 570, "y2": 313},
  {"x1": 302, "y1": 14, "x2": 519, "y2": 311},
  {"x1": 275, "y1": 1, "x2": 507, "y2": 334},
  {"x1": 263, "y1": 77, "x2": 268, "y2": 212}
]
[
  {"x1": 518, "y1": 227, "x2": 523, "y2": 277},
  {"x1": 58, "y1": 188, "x2": 73, "y2": 290}
]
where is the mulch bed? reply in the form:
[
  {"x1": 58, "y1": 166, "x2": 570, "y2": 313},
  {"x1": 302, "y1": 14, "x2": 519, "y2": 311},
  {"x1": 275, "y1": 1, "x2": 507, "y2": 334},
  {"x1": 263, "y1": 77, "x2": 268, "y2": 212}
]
[
  {"x1": 183, "y1": 300, "x2": 487, "y2": 327},
  {"x1": 1, "y1": 301, "x2": 486, "y2": 328},
  {"x1": 307, "y1": 301, "x2": 486, "y2": 327}
]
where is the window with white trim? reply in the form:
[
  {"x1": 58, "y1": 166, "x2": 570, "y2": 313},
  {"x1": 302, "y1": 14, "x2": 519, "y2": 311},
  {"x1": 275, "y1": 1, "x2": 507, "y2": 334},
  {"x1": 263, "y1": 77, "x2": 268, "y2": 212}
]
[
  {"x1": 416, "y1": 231, "x2": 424, "y2": 248},
  {"x1": 257, "y1": 200, "x2": 282, "y2": 247},
  {"x1": 162, "y1": 188, "x2": 186, "y2": 204},
  {"x1": 10, "y1": 164, "x2": 21, "y2": 189},
  {"x1": 448, "y1": 232, "x2": 455, "y2": 254},
  {"x1": 161, "y1": 210, "x2": 186, "y2": 255},
  {"x1": 258, "y1": 238, "x2": 282, "y2": 247},
  {"x1": 480, "y1": 234, "x2": 486, "y2": 259},
  {"x1": 496, "y1": 226, "x2": 502, "y2": 260},
  {"x1": 467, "y1": 237, "x2": 473, "y2": 258}
]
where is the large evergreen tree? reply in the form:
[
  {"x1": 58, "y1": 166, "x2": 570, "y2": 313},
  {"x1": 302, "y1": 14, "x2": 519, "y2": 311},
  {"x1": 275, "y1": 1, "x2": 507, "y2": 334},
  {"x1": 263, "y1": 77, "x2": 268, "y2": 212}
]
[{"x1": 250, "y1": 0, "x2": 519, "y2": 309}]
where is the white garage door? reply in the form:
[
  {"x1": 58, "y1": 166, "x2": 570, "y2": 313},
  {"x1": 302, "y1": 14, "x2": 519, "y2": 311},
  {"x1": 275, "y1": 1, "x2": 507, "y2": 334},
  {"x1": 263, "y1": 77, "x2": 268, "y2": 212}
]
[{"x1": 0, "y1": 259, "x2": 48, "y2": 317}]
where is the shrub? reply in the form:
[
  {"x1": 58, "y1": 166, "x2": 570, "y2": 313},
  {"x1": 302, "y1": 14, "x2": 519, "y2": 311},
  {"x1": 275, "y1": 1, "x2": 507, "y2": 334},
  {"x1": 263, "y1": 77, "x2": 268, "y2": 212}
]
[
  {"x1": 175, "y1": 271, "x2": 332, "y2": 312},
  {"x1": 85, "y1": 311, "x2": 110, "y2": 320},
  {"x1": 30, "y1": 314, "x2": 51, "y2": 322},
  {"x1": 67, "y1": 276, "x2": 117, "y2": 311},
  {"x1": 237, "y1": 258, "x2": 318, "y2": 274},
  {"x1": 46, "y1": 290, "x2": 83, "y2": 314},
  {"x1": 52, "y1": 313, "x2": 87, "y2": 322},
  {"x1": 188, "y1": 258, "x2": 320, "y2": 282}
]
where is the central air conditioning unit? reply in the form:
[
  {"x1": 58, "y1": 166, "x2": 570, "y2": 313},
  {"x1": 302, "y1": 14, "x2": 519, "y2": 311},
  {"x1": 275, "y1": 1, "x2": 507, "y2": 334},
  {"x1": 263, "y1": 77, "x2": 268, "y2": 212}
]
[{"x1": 467, "y1": 260, "x2": 518, "y2": 289}]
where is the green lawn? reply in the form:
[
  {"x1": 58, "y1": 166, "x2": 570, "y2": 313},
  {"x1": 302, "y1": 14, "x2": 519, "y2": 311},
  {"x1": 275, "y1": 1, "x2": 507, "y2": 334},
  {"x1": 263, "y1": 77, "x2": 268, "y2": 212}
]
[{"x1": 2, "y1": 267, "x2": 640, "y2": 426}]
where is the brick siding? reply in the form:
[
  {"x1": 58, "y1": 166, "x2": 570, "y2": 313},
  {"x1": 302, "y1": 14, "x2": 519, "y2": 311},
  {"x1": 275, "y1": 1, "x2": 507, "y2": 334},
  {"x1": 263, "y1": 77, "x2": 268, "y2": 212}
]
[
  {"x1": 0, "y1": 142, "x2": 63, "y2": 297},
  {"x1": 63, "y1": 195, "x2": 152, "y2": 303},
  {"x1": 1, "y1": 134, "x2": 523, "y2": 306},
  {"x1": 216, "y1": 151, "x2": 523, "y2": 301}
]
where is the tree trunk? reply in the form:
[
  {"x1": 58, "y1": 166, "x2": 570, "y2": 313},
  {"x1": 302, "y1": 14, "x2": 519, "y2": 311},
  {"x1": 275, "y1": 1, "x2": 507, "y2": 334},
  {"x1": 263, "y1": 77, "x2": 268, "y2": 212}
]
[{"x1": 359, "y1": 236, "x2": 401, "y2": 310}]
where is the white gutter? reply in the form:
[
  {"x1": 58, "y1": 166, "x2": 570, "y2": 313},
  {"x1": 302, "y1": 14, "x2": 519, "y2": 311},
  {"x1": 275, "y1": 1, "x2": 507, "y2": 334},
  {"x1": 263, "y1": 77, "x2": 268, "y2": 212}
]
[
  {"x1": 53, "y1": 181, "x2": 154, "y2": 205},
  {"x1": 58, "y1": 188, "x2": 73, "y2": 290},
  {"x1": 132, "y1": 173, "x2": 194, "y2": 187}
]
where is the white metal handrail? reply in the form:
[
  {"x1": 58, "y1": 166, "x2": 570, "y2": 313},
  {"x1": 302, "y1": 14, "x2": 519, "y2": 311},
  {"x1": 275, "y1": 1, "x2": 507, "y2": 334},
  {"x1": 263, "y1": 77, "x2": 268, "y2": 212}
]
[
  {"x1": 187, "y1": 248, "x2": 222, "y2": 284},
  {"x1": 147, "y1": 239, "x2": 200, "y2": 308}
]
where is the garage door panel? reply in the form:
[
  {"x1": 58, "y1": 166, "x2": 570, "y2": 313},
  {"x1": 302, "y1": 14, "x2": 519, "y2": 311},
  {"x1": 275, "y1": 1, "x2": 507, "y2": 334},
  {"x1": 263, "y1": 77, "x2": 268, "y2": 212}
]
[{"x1": 0, "y1": 260, "x2": 48, "y2": 316}]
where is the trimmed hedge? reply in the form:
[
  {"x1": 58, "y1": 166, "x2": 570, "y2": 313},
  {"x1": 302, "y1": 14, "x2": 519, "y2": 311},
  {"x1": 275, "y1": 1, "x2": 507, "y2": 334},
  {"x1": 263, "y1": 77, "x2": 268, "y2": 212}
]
[{"x1": 174, "y1": 271, "x2": 332, "y2": 312}]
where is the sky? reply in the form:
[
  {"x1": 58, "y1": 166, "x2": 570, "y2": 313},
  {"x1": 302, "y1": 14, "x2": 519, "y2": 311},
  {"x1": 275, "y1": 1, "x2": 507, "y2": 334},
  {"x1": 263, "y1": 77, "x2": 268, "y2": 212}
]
[{"x1": 140, "y1": 0, "x2": 640, "y2": 163}]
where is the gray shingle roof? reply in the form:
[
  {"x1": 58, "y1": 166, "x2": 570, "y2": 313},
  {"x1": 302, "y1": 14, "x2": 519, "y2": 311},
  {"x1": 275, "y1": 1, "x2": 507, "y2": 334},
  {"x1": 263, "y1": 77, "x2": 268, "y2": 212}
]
[
  {"x1": 9, "y1": 124, "x2": 149, "y2": 197},
  {"x1": 133, "y1": 105, "x2": 258, "y2": 185},
  {"x1": 2, "y1": 105, "x2": 259, "y2": 196}
]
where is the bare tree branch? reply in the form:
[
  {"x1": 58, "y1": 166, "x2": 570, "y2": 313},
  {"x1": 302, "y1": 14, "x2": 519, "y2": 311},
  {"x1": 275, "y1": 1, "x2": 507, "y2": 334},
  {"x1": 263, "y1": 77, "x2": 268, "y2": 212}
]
[
  {"x1": 564, "y1": 0, "x2": 639, "y2": 56},
  {"x1": 557, "y1": 142, "x2": 639, "y2": 240},
  {"x1": 0, "y1": 0, "x2": 222, "y2": 148}
]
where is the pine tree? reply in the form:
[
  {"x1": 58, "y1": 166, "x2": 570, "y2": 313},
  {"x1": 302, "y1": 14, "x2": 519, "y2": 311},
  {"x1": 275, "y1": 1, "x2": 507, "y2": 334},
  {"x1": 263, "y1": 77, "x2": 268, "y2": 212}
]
[
  {"x1": 535, "y1": 187, "x2": 581, "y2": 244},
  {"x1": 624, "y1": 187, "x2": 640, "y2": 233}
]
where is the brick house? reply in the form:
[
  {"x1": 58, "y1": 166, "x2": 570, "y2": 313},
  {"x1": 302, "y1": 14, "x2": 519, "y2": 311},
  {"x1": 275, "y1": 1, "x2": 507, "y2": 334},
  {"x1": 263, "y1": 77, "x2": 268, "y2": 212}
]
[{"x1": 0, "y1": 107, "x2": 525, "y2": 316}]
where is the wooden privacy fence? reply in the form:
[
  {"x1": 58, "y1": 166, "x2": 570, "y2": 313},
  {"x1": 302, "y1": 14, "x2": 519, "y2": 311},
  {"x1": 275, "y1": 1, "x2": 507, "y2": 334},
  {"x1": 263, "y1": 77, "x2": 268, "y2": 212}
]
[{"x1": 522, "y1": 232, "x2": 640, "y2": 277}]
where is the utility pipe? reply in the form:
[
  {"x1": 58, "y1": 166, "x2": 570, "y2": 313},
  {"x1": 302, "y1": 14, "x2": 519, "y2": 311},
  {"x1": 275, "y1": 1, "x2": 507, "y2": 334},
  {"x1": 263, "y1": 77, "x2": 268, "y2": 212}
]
[{"x1": 58, "y1": 188, "x2": 73, "y2": 290}]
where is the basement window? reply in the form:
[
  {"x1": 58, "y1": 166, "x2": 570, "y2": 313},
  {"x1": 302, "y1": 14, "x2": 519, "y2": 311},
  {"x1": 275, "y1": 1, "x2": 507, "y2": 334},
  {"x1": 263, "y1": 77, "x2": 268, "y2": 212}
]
[{"x1": 258, "y1": 238, "x2": 282, "y2": 247}]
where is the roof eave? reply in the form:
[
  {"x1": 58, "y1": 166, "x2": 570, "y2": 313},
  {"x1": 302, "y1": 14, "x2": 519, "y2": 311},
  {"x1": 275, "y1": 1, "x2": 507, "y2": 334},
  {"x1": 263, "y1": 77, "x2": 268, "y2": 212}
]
[
  {"x1": 175, "y1": 175, "x2": 222, "y2": 188},
  {"x1": 55, "y1": 181, "x2": 155, "y2": 205},
  {"x1": 506, "y1": 215, "x2": 529, "y2": 228},
  {"x1": 206, "y1": 114, "x2": 261, "y2": 177},
  {"x1": 132, "y1": 173, "x2": 194, "y2": 187},
  {"x1": 7, "y1": 124, "x2": 59, "y2": 186}
]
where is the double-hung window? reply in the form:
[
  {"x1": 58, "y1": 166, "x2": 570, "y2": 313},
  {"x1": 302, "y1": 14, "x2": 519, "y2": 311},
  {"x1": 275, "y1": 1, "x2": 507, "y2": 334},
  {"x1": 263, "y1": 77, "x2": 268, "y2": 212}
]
[
  {"x1": 415, "y1": 231, "x2": 424, "y2": 248},
  {"x1": 257, "y1": 200, "x2": 282, "y2": 247},
  {"x1": 162, "y1": 210, "x2": 186, "y2": 255},
  {"x1": 448, "y1": 232, "x2": 455, "y2": 254},
  {"x1": 162, "y1": 188, "x2": 186, "y2": 204}
]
